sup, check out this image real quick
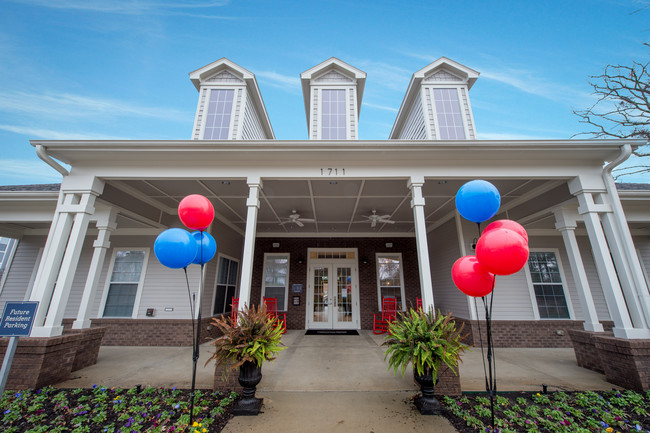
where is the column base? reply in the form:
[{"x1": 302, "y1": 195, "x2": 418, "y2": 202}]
[
  {"x1": 612, "y1": 327, "x2": 650, "y2": 339},
  {"x1": 30, "y1": 325, "x2": 64, "y2": 338}
]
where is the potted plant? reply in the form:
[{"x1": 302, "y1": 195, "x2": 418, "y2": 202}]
[
  {"x1": 206, "y1": 304, "x2": 286, "y2": 415},
  {"x1": 383, "y1": 308, "x2": 468, "y2": 415}
]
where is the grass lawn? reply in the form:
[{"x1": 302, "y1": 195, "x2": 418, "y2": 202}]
[
  {"x1": 442, "y1": 389, "x2": 650, "y2": 433},
  {"x1": 0, "y1": 385, "x2": 238, "y2": 432}
]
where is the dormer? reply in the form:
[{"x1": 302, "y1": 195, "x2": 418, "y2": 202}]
[
  {"x1": 301, "y1": 58, "x2": 366, "y2": 140},
  {"x1": 189, "y1": 58, "x2": 274, "y2": 140},
  {"x1": 390, "y1": 57, "x2": 479, "y2": 140}
]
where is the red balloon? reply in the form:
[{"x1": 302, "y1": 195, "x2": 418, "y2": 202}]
[
  {"x1": 178, "y1": 195, "x2": 214, "y2": 231},
  {"x1": 482, "y1": 219, "x2": 528, "y2": 244},
  {"x1": 476, "y1": 228, "x2": 529, "y2": 275},
  {"x1": 451, "y1": 256, "x2": 495, "y2": 297}
]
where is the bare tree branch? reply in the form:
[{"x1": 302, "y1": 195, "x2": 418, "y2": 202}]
[{"x1": 573, "y1": 43, "x2": 650, "y2": 179}]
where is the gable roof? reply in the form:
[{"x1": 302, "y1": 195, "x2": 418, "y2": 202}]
[
  {"x1": 189, "y1": 58, "x2": 275, "y2": 139},
  {"x1": 300, "y1": 57, "x2": 367, "y2": 129},
  {"x1": 389, "y1": 57, "x2": 480, "y2": 139}
]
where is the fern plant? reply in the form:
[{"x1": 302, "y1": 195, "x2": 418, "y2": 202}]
[
  {"x1": 206, "y1": 304, "x2": 286, "y2": 370},
  {"x1": 382, "y1": 308, "x2": 468, "y2": 381}
]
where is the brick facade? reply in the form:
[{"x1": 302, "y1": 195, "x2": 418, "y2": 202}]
[
  {"x1": 456, "y1": 318, "x2": 615, "y2": 348},
  {"x1": 0, "y1": 334, "x2": 83, "y2": 390},
  {"x1": 250, "y1": 237, "x2": 421, "y2": 330},
  {"x1": 62, "y1": 327, "x2": 107, "y2": 371},
  {"x1": 61, "y1": 317, "x2": 223, "y2": 347}
]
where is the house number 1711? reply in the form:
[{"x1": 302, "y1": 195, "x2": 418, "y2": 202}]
[{"x1": 320, "y1": 168, "x2": 345, "y2": 175}]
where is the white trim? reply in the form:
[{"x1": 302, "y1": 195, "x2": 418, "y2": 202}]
[
  {"x1": 0, "y1": 238, "x2": 18, "y2": 297},
  {"x1": 523, "y1": 248, "x2": 575, "y2": 320},
  {"x1": 211, "y1": 253, "x2": 240, "y2": 315},
  {"x1": 99, "y1": 248, "x2": 150, "y2": 319},
  {"x1": 261, "y1": 252, "x2": 290, "y2": 312},
  {"x1": 375, "y1": 252, "x2": 406, "y2": 312},
  {"x1": 637, "y1": 248, "x2": 650, "y2": 290}
]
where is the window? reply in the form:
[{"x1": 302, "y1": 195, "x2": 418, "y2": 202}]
[
  {"x1": 262, "y1": 254, "x2": 289, "y2": 311},
  {"x1": 321, "y1": 89, "x2": 346, "y2": 139},
  {"x1": 204, "y1": 89, "x2": 234, "y2": 139},
  {"x1": 527, "y1": 251, "x2": 570, "y2": 319},
  {"x1": 433, "y1": 88, "x2": 466, "y2": 139},
  {"x1": 376, "y1": 254, "x2": 405, "y2": 311},
  {"x1": 0, "y1": 237, "x2": 17, "y2": 292},
  {"x1": 213, "y1": 256, "x2": 239, "y2": 315},
  {"x1": 103, "y1": 250, "x2": 147, "y2": 317}
]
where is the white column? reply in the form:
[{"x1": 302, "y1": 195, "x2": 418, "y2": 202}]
[
  {"x1": 29, "y1": 193, "x2": 76, "y2": 329},
  {"x1": 408, "y1": 177, "x2": 435, "y2": 311},
  {"x1": 31, "y1": 177, "x2": 104, "y2": 337},
  {"x1": 73, "y1": 207, "x2": 117, "y2": 329},
  {"x1": 574, "y1": 190, "x2": 650, "y2": 339},
  {"x1": 554, "y1": 209, "x2": 603, "y2": 332},
  {"x1": 238, "y1": 177, "x2": 262, "y2": 310}
]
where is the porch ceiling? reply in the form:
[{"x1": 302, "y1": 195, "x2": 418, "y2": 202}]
[{"x1": 102, "y1": 177, "x2": 571, "y2": 235}]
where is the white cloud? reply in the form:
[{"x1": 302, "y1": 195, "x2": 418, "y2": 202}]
[
  {"x1": 0, "y1": 159, "x2": 64, "y2": 183},
  {"x1": 6, "y1": 0, "x2": 235, "y2": 17},
  {"x1": 0, "y1": 124, "x2": 128, "y2": 140},
  {"x1": 255, "y1": 71, "x2": 300, "y2": 92},
  {"x1": 363, "y1": 102, "x2": 398, "y2": 113},
  {"x1": 0, "y1": 91, "x2": 187, "y2": 122}
]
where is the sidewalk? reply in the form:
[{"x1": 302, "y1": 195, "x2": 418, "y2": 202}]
[{"x1": 55, "y1": 330, "x2": 615, "y2": 433}]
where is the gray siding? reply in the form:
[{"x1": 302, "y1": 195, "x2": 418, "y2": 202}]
[
  {"x1": 241, "y1": 93, "x2": 266, "y2": 140},
  {"x1": 429, "y1": 219, "x2": 469, "y2": 317},
  {"x1": 397, "y1": 90, "x2": 427, "y2": 140},
  {"x1": 0, "y1": 236, "x2": 45, "y2": 310}
]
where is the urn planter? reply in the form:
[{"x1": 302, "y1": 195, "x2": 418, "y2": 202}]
[
  {"x1": 232, "y1": 361, "x2": 263, "y2": 416},
  {"x1": 414, "y1": 369, "x2": 442, "y2": 415}
]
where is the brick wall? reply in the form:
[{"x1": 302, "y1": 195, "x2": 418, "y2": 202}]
[
  {"x1": 0, "y1": 334, "x2": 82, "y2": 390},
  {"x1": 455, "y1": 318, "x2": 615, "y2": 348},
  {"x1": 61, "y1": 316, "x2": 224, "y2": 346},
  {"x1": 594, "y1": 334, "x2": 650, "y2": 391},
  {"x1": 251, "y1": 237, "x2": 421, "y2": 330}
]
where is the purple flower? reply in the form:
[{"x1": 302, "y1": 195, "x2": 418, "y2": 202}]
[
  {"x1": 92, "y1": 384, "x2": 98, "y2": 389},
  {"x1": 600, "y1": 421, "x2": 609, "y2": 428},
  {"x1": 174, "y1": 403, "x2": 180, "y2": 409},
  {"x1": 4, "y1": 409, "x2": 10, "y2": 414}
]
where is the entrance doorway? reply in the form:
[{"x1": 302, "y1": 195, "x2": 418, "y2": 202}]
[{"x1": 306, "y1": 249, "x2": 359, "y2": 330}]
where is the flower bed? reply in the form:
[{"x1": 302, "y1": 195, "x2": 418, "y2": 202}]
[
  {"x1": 1, "y1": 385, "x2": 238, "y2": 432},
  {"x1": 442, "y1": 390, "x2": 650, "y2": 433}
]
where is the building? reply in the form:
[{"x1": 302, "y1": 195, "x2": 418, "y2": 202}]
[{"x1": 0, "y1": 57, "x2": 649, "y2": 390}]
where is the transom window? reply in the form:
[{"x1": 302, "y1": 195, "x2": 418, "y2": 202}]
[
  {"x1": 433, "y1": 88, "x2": 466, "y2": 140},
  {"x1": 321, "y1": 89, "x2": 346, "y2": 139},
  {"x1": 376, "y1": 253, "x2": 406, "y2": 311},
  {"x1": 204, "y1": 89, "x2": 234, "y2": 139},
  {"x1": 262, "y1": 254, "x2": 289, "y2": 311},
  {"x1": 103, "y1": 250, "x2": 147, "y2": 317},
  {"x1": 213, "y1": 256, "x2": 239, "y2": 315},
  {"x1": 527, "y1": 251, "x2": 570, "y2": 319}
]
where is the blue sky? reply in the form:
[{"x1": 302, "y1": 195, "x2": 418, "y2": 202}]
[{"x1": 0, "y1": 0, "x2": 648, "y2": 185}]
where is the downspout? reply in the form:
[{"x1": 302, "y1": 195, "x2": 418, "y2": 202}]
[
  {"x1": 602, "y1": 142, "x2": 650, "y2": 327},
  {"x1": 36, "y1": 145, "x2": 69, "y2": 176}
]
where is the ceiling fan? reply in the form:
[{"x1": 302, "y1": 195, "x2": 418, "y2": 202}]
[
  {"x1": 363, "y1": 210, "x2": 395, "y2": 228},
  {"x1": 279, "y1": 210, "x2": 315, "y2": 227}
]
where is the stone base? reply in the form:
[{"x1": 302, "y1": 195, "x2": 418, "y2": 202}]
[
  {"x1": 232, "y1": 397, "x2": 263, "y2": 416},
  {"x1": 569, "y1": 329, "x2": 650, "y2": 391},
  {"x1": 63, "y1": 327, "x2": 106, "y2": 371},
  {"x1": 414, "y1": 395, "x2": 443, "y2": 415},
  {"x1": 432, "y1": 364, "x2": 461, "y2": 397},
  {"x1": 0, "y1": 333, "x2": 82, "y2": 390},
  {"x1": 594, "y1": 334, "x2": 650, "y2": 391},
  {"x1": 567, "y1": 329, "x2": 612, "y2": 373}
]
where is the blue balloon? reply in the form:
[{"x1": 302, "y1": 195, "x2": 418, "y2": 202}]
[
  {"x1": 191, "y1": 231, "x2": 217, "y2": 265},
  {"x1": 154, "y1": 228, "x2": 197, "y2": 269},
  {"x1": 455, "y1": 180, "x2": 501, "y2": 223}
]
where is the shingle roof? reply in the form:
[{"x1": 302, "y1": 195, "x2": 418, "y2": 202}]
[
  {"x1": 0, "y1": 184, "x2": 61, "y2": 192},
  {"x1": 616, "y1": 183, "x2": 650, "y2": 191}
]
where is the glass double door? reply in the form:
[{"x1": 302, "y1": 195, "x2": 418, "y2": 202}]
[{"x1": 308, "y1": 261, "x2": 358, "y2": 329}]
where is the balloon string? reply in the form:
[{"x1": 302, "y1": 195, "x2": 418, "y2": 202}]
[{"x1": 474, "y1": 297, "x2": 489, "y2": 391}]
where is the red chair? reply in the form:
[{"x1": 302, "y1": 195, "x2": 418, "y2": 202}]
[
  {"x1": 373, "y1": 297, "x2": 398, "y2": 334},
  {"x1": 416, "y1": 297, "x2": 423, "y2": 311},
  {"x1": 263, "y1": 297, "x2": 287, "y2": 334},
  {"x1": 230, "y1": 297, "x2": 239, "y2": 324}
]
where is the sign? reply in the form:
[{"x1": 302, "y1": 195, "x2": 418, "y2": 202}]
[
  {"x1": 0, "y1": 302, "x2": 38, "y2": 337},
  {"x1": 291, "y1": 284, "x2": 303, "y2": 294}
]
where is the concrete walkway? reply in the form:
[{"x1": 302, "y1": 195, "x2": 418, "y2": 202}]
[{"x1": 55, "y1": 330, "x2": 616, "y2": 433}]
